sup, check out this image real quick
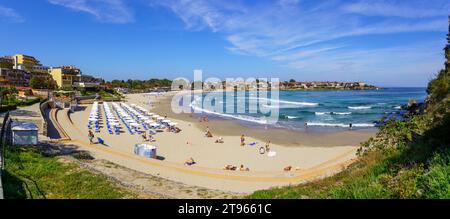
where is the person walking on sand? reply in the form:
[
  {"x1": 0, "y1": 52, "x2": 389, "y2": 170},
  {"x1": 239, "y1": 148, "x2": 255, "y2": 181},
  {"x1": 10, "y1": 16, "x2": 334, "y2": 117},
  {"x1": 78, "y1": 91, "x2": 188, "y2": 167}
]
[
  {"x1": 265, "y1": 140, "x2": 271, "y2": 152},
  {"x1": 240, "y1": 164, "x2": 250, "y2": 171},
  {"x1": 88, "y1": 130, "x2": 94, "y2": 144},
  {"x1": 142, "y1": 131, "x2": 148, "y2": 141},
  {"x1": 241, "y1": 135, "x2": 246, "y2": 146}
]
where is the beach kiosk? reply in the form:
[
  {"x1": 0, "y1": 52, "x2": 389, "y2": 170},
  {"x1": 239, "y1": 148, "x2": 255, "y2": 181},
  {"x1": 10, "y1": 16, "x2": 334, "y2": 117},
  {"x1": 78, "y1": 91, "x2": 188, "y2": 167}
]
[
  {"x1": 11, "y1": 121, "x2": 39, "y2": 145},
  {"x1": 134, "y1": 144, "x2": 157, "y2": 159}
]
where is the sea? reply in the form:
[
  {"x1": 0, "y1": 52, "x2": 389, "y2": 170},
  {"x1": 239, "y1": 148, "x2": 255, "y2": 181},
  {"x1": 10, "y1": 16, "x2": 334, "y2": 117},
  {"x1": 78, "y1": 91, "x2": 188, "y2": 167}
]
[{"x1": 187, "y1": 87, "x2": 427, "y2": 131}]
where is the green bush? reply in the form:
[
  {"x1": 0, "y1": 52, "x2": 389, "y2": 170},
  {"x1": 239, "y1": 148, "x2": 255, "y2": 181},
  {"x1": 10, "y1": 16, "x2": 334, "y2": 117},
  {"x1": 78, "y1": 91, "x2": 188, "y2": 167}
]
[
  {"x1": 427, "y1": 69, "x2": 450, "y2": 103},
  {"x1": 0, "y1": 104, "x2": 17, "y2": 113}
]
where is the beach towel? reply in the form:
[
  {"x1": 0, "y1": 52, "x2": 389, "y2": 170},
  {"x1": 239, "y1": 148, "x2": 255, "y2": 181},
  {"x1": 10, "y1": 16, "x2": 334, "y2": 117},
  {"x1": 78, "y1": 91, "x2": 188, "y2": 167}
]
[
  {"x1": 97, "y1": 137, "x2": 105, "y2": 145},
  {"x1": 249, "y1": 142, "x2": 257, "y2": 146},
  {"x1": 267, "y1": 151, "x2": 277, "y2": 157}
]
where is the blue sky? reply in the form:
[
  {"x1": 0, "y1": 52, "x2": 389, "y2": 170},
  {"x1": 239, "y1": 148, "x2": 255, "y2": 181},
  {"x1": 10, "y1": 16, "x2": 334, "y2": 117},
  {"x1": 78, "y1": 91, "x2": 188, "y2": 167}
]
[{"x1": 0, "y1": 0, "x2": 449, "y2": 87}]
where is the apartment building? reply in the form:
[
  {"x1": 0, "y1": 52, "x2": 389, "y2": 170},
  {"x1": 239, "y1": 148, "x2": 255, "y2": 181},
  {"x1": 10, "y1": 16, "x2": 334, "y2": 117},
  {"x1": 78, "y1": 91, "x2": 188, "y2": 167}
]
[
  {"x1": 0, "y1": 68, "x2": 30, "y2": 87},
  {"x1": 49, "y1": 66, "x2": 82, "y2": 88},
  {"x1": 13, "y1": 54, "x2": 42, "y2": 71}
]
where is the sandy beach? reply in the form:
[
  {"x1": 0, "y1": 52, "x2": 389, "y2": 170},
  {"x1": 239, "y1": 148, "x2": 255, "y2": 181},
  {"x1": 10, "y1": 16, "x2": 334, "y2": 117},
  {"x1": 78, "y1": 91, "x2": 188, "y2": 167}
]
[{"x1": 54, "y1": 91, "x2": 376, "y2": 193}]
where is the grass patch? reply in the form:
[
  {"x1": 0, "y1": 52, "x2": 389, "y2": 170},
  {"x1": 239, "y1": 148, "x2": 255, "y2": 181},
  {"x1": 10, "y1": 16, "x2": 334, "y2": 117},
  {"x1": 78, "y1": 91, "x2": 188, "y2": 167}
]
[{"x1": 1, "y1": 145, "x2": 137, "y2": 199}]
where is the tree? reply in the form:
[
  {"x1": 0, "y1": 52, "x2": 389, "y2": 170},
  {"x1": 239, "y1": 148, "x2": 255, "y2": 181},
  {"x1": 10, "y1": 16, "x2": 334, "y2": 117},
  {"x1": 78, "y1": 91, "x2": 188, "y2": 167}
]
[
  {"x1": 289, "y1": 79, "x2": 296, "y2": 83},
  {"x1": 446, "y1": 15, "x2": 450, "y2": 74},
  {"x1": 111, "y1": 80, "x2": 123, "y2": 88},
  {"x1": 29, "y1": 76, "x2": 44, "y2": 89},
  {"x1": 29, "y1": 76, "x2": 55, "y2": 89},
  {"x1": 0, "y1": 87, "x2": 17, "y2": 106},
  {"x1": 108, "y1": 78, "x2": 173, "y2": 90}
]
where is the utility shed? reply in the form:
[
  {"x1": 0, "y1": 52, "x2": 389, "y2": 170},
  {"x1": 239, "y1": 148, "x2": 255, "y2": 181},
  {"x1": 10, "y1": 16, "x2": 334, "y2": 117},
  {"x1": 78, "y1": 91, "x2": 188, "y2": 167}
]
[{"x1": 11, "y1": 121, "x2": 39, "y2": 145}]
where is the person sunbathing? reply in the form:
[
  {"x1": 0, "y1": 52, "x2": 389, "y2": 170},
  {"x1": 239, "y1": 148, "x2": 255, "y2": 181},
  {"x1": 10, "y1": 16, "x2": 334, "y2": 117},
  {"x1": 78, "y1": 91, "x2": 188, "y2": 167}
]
[
  {"x1": 223, "y1": 165, "x2": 237, "y2": 171},
  {"x1": 284, "y1": 166, "x2": 293, "y2": 171},
  {"x1": 184, "y1": 158, "x2": 196, "y2": 166},
  {"x1": 215, "y1": 137, "x2": 224, "y2": 143}
]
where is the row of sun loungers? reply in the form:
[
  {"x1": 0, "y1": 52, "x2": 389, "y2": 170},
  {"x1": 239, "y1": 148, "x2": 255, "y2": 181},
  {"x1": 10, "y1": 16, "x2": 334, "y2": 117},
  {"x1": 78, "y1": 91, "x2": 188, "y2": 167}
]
[
  {"x1": 89, "y1": 101, "x2": 180, "y2": 136},
  {"x1": 103, "y1": 102, "x2": 121, "y2": 135},
  {"x1": 111, "y1": 102, "x2": 140, "y2": 135},
  {"x1": 130, "y1": 104, "x2": 178, "y2": 128},
  {"x1": 87, "y1": 102, "x2": 100, "y2": 132}
]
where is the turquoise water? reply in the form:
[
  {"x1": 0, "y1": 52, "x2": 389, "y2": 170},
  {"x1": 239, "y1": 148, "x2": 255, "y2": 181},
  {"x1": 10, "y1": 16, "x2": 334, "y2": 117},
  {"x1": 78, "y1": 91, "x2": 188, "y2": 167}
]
[{"x1": 189, "y1": 88, "x2": 427, "y2": 130}]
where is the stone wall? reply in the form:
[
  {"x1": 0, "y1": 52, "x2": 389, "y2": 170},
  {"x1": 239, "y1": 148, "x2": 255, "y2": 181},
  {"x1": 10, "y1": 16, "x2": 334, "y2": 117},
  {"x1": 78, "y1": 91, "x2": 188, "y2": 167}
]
[{"x1": 39, "y1": 99, "x2": 52, "y2": 136}]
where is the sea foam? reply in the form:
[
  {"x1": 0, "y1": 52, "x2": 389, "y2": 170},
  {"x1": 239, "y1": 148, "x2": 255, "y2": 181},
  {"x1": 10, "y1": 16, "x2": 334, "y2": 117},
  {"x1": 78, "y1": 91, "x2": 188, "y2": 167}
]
[
  {"x1": 348, "y1": 106, "x2": 372, "y2": 110},
  {"x1": 248, "y1": 97, "x2": 319, "y2": 107},
  {"x1": 190, "y1": 101, "x2": 268, "y2": 125},
  {"x1": 306, "y1": 122, "x2": 375, "y2": 128}
]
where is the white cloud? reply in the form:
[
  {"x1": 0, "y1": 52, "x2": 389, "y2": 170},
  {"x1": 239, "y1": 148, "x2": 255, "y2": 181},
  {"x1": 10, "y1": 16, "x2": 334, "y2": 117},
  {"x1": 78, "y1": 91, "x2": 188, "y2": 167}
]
[
  {"x1": 282, "y1": 40, "x2": 445, "y2": 86},
  {"x1": 0, "y1": 5, "x2": 25, "y2": 23},
  {"x1": 149, "y1": 0, "x2": 447, "y2": 82},
  {"x1": 342, "y1": 0, "x2": 450, "y2": 18},
  {"x1": 48, "y1": 0, "x2": 134, "y2": 24}
]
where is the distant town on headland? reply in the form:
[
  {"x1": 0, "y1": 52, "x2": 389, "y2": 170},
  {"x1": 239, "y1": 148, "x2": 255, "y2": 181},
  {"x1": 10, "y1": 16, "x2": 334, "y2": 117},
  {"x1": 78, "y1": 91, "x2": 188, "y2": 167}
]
[{"x1": 279, "y1": 80, "x2": 378, "y2": 90}]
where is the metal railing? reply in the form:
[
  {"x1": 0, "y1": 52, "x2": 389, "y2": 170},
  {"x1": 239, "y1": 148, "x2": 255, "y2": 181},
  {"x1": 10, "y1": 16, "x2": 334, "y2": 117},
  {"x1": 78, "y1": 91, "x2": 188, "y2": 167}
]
[
  {"x1": 0, "y1": 111, "x2": 11, "y2": 199},
  {"x1": 0, "y1": 112, "x2": 10, "y2": 169}
]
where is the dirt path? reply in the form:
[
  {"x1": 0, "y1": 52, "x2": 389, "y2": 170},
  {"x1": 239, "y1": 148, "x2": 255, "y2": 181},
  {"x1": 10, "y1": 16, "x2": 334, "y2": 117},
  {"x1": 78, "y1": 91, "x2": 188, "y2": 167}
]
[{"x1": 38, "y1": 142, "x2": 239, "y2": 199}]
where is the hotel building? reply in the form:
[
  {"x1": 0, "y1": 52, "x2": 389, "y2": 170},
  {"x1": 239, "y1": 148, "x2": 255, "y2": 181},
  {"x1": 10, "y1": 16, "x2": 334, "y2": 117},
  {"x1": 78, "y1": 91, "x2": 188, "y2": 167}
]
[
  {"x1": 12, "y1": 54, "x2": 42, "y2": 71},
  {"x1": 49, "y1": 65, "x2": 82, "y2": 88}
]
